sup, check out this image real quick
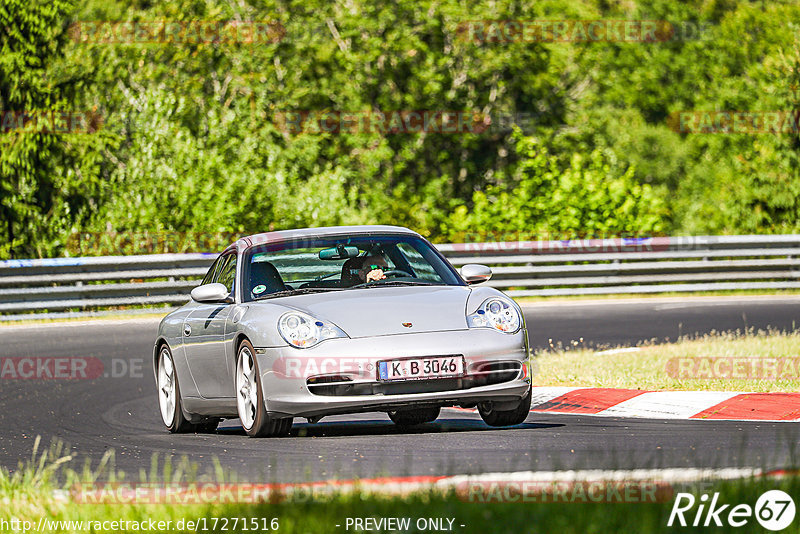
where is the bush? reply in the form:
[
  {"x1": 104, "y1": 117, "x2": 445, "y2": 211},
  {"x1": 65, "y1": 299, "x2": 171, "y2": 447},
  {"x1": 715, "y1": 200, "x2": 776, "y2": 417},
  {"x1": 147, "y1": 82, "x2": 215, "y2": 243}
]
[{"x1": 443, "y1": 132, "x2": 667, "y2": 242}]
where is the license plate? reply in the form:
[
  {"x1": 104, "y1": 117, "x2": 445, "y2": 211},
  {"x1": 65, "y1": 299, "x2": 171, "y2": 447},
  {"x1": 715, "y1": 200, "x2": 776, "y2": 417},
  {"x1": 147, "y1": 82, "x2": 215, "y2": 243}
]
[{"x1": 378, "y1": 356, "x2": 465, "y2": 381}]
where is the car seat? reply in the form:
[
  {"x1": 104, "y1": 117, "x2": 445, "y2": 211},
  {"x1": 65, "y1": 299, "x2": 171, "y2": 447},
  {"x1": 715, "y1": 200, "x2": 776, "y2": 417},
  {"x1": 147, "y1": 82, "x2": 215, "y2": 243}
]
[
  {"x1": 340, "y1": 256, "x2": 366, "y2": 287},
  {"x1": 248, "y1": 260, "x2": 288, "y2": 297}
]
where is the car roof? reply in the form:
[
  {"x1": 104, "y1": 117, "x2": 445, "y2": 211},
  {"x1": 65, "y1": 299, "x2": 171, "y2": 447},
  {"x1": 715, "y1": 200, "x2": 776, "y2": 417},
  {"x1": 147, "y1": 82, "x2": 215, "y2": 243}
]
[{"x1": 228, "y1": 225, "x2": 422, "y2": 254}]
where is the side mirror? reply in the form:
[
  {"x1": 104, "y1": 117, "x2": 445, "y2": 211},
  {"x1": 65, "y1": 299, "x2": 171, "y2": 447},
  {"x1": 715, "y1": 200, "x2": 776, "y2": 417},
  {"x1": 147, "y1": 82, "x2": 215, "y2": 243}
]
[
  {"x1": 190, "y1": 283, "x2": 232, "y2": 303},
  {"x1": 460, "y1": 264, "x2": 492, "y2": 285}
]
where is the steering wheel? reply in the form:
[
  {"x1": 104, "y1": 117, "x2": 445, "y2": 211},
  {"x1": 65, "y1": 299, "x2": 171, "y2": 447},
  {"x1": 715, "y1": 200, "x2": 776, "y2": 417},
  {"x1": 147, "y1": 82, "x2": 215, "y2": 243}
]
[
  {"x1": 380, "y1": 269, "x2": 413, "y2": 279},
  {"x1": 349, "y1": 269, "x2": 415, "y2": 288}
]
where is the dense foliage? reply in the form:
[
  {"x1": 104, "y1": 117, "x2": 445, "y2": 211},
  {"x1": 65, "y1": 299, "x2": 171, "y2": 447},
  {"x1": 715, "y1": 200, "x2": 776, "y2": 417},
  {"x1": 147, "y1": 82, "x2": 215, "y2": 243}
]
[{"x1": 1, "y1": 0, "x2": 799, "y2": 257}]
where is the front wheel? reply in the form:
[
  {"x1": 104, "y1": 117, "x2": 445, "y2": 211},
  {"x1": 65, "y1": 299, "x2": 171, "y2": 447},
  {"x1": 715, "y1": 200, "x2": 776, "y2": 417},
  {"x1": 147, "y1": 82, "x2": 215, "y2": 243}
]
[
  {"x1": 478, "y1": 386, "x2": 532, "y2": 427},
  {"x1": 236, "y1": 340, "x2": 292, "y2": 438},
  {"x1": 157, "y1": 345, "x2": 195, "y2": 433}
]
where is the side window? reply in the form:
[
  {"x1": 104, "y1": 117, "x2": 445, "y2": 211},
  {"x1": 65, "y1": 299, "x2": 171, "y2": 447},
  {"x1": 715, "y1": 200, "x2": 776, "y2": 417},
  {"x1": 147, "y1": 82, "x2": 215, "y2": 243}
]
[
  {"x1": 216, "y1": 254, "x2": 237, "y2": 294},
  {"x1": 201, "y1": 256, "x2": 222, "y2": 285}
]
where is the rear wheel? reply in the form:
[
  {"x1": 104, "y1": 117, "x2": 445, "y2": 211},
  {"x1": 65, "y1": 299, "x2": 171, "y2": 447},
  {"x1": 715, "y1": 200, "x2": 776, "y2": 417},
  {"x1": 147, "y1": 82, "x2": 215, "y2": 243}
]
[
  {"x1": 236, "y1": 340, "x2": 292, "y2": 438},
  {"x1": 157, "y1": 345, "x2": 195, "y2": 433},
  {"x1": 478, "y1": 386, "x2": 532, "y2": 427},
  {"x1": 388, "y1": 406, "x2": 440, "y2": 426}
]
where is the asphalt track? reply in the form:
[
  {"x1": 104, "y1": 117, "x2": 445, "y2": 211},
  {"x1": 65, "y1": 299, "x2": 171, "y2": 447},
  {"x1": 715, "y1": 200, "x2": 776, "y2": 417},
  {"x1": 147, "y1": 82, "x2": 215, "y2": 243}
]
[{"x1": 1, "y1": 296, "x2": 800, "y2": 482}]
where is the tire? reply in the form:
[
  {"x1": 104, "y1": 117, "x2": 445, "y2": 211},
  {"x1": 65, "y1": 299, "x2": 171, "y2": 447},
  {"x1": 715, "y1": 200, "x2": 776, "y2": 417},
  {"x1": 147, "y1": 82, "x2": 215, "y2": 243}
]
[
  {"x1": 478, "y1": 386, "x2": 532, "y2": 427},
  {"x1": 236, "y1": 340, "x2": 292, "y2": 438},
  {"x1": 388, "y1": 406, "x2": 441, "y2": 426},
  {"x1": 157, "y1": 344, "x2": 195, "y2": 433}
]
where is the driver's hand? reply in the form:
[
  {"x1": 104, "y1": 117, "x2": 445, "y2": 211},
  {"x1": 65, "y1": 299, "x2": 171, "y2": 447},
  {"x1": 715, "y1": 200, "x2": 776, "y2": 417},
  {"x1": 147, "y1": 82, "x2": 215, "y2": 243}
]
[{"x1": 366, "y1": 269, "x2": 386, "y2": 282}]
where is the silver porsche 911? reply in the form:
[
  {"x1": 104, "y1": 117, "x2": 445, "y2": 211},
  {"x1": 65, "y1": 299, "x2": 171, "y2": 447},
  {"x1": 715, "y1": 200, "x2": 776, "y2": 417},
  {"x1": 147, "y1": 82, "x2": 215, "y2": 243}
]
[{"x1": 153, "y1": 225, "x2": 531, "y2": 437}]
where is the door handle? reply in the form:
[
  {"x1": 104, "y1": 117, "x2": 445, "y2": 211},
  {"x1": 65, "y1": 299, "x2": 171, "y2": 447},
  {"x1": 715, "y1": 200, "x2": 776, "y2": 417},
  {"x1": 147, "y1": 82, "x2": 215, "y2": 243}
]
[{"x1": 183, "y1": 324, "x2": 192, "y2": 337}]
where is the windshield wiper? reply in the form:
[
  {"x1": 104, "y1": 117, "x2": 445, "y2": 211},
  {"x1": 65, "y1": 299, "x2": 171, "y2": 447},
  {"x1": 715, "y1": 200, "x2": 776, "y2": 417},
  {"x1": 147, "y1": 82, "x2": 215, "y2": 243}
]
[{"x1": 253, "y1": 287, "x2": 342, "y2": 301}]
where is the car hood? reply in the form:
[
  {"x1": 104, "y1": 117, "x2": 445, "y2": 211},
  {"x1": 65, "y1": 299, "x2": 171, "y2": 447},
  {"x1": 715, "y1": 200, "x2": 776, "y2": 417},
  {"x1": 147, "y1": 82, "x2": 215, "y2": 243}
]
[{"x1": 274, "y1": 285, "x2": 472, "y2": 338}]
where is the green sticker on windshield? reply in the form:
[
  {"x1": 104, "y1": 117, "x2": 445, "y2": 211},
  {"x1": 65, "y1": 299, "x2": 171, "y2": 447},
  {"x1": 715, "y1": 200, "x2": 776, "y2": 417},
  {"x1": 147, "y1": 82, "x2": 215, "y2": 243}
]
[{"x1": 253, "y1": 284, "x2": 267, "y2": 295}]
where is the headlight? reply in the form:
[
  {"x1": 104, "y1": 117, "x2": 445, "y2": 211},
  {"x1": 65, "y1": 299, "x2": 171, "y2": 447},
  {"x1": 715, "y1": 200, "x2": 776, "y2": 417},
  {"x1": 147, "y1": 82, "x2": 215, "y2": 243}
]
[
  {"x1": 278, "y1": 312, "x2": 348, "y2": 348},
  {"x1": 467, "y1": 298, "x2": 522, "y2": 333}
]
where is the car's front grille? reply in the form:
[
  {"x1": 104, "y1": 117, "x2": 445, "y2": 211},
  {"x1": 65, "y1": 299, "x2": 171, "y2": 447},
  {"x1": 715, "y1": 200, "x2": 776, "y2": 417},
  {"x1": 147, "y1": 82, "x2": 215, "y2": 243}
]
[{"x1": 306, "y1": 360, "x2": 523, "y2": 396}]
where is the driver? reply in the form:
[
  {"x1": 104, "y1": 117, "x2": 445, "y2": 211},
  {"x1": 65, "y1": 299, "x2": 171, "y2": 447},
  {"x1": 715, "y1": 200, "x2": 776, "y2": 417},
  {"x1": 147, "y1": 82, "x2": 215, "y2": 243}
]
[{"x1": 358, "y1": 255, "x2": 389, "y2": 283}]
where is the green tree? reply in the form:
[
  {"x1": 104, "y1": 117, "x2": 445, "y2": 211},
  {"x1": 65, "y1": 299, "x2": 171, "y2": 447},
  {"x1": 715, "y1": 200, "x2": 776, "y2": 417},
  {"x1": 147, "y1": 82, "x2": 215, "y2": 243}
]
[
  {"x1": 0, "y1": 0, "x2": 104, "y2": 258},
  {"x1": 443, "y1": 132, "x2": 667, "y2": 241},
  {"x1": 4, "y1": 0, "x2": 800, "y2": 258}
]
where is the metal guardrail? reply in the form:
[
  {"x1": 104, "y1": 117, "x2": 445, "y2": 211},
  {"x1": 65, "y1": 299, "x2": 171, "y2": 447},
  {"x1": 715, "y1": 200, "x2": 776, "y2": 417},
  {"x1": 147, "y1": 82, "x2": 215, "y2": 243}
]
[
  {"x1": 436, "y1": 235, "x2": 800, "y2": 296},
  {"x1": 1, "y1": 235, "x2": 799, "y2": 319}
]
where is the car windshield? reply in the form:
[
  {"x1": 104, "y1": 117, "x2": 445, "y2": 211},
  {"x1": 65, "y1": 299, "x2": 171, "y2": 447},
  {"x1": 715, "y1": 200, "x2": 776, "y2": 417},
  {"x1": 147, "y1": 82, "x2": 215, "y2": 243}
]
[{"x1": 241, "y1": 234, "x2": 464, "y2": 302}]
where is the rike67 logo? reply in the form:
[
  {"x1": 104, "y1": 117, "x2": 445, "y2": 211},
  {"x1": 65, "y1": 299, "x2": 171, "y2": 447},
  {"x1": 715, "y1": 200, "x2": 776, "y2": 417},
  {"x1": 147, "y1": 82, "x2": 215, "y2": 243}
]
[{"x1": 668, "y1": 490, "x2": 796, "y2": 531}]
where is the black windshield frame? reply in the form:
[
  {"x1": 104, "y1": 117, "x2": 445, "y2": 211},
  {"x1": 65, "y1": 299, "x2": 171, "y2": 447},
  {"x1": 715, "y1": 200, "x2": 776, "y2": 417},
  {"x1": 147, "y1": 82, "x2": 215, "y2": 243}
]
[{"x1": 240, "y1": 233, "x2": 465, "y2": 302}]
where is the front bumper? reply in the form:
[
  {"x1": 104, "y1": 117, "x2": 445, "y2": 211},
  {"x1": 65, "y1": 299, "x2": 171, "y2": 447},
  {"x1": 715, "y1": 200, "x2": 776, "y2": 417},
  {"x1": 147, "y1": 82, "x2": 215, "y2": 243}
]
[{"x1": 253, "y1": 328, "x2": 530, "y2": 418}]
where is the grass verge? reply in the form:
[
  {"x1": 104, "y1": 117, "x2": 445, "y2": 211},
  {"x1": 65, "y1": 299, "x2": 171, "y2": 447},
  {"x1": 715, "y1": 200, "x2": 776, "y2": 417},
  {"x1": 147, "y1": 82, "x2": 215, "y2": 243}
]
[
  {"x1": 0, "y1": 311, "x2": 169, "y2": 327},
  {"x1": 3, "y1": 439, "x2": 800, "y2": 533},
  {"x1": 533, "y1": 330, "x2": 800, "y2": 392}
]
